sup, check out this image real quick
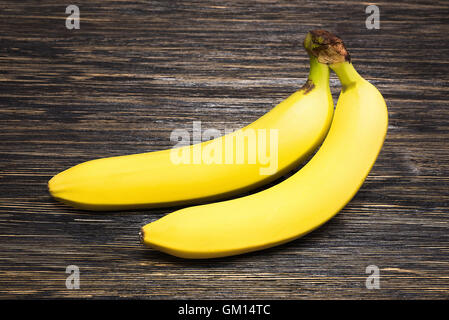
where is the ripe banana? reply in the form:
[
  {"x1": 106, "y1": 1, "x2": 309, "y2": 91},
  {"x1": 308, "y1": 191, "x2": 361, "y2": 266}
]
[
  {"x1": 140, "y1": 30, "x2": 388, "y2": 259},
  {"x1": 48, "y1": 53, "x2": 333, "y2": 210}
]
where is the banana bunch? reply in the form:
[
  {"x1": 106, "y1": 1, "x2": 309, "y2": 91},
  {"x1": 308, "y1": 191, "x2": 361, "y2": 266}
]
[{"x1": 49, "y1": 30, "x2": 388, "y2": 259}]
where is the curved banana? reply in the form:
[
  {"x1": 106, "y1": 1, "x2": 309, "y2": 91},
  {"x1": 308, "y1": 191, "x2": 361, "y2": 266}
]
[
  {"x1": 48, "y1": 53, "x2": 333, "y2": 210},
  {"x1": 140, "y1": 30, "x2": 388, "y2": 259}
]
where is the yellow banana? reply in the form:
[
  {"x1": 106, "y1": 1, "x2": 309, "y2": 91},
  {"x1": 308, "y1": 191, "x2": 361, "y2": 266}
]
[
  {"x1": 48, "y1": 53, "x2": 333, "y2": 210},
  {"x1": 140, "y1": 30, "x2": 388, "y2": 259}
]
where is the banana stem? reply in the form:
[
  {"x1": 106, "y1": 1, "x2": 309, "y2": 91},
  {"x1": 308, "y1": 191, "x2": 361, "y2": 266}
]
[
  {"x1": 308, "y1": 56, "x2": 330, "y2": 86},
  {"x1": 330, "y1": 61, "x2": 364, "y2": 88},
  {"x1": 303, "y1": 29, "x2": 363, "y2": 89}
]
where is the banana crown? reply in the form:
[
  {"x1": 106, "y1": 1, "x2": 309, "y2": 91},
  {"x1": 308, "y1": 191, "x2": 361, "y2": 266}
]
[{"x1": 303, "y1": 30, "x2": 350, "y2": 65}]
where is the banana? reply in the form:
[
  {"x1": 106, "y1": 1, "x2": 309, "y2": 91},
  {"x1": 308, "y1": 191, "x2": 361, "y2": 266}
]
[
  {"x1": 140, "y1": 30, "x2": 388, "y2": 259},
  {"x1": 48, "y1": 52, "x2": 333, "y2": 210}
]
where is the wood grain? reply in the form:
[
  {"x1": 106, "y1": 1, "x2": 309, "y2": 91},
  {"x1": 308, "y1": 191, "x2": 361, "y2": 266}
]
[{"x1": 0, "y1": 0, "x2": 448, "y2": 299}]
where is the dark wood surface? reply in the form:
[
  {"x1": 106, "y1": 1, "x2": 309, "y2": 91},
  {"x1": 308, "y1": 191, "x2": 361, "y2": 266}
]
[{"x1": 0, "y1": 0, "x2": 448, "y2": 299}]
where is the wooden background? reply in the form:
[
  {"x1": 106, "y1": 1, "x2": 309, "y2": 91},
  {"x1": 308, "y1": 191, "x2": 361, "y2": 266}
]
[{"x1": 0, "y1": 0, "x2": 448, "y2": 299}]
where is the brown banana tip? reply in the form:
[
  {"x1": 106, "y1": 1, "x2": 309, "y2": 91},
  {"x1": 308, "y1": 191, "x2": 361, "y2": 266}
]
[
  {"x1": 139, "y1": 228, "x2": 145, "y2": 244},
  {"x1": 303, "y1": 30, "x2": 351, "y2": 64},
  {"x1": 47, "y1": 176, "x2": 54, "y2": 193}
]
